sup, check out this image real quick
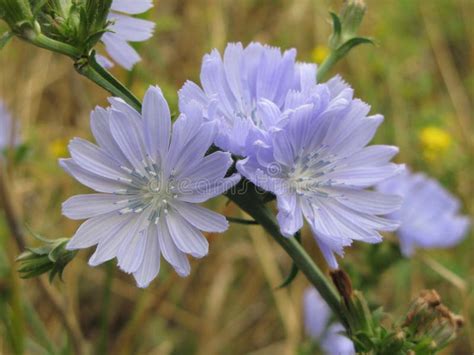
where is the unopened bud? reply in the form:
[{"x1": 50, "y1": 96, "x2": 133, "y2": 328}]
[
  {"x1": 340, "y1": 0, "x2": 367, "y2": 39},
  {"x1": 17, "y1": 236, "x2": 77, "y2": 282}
]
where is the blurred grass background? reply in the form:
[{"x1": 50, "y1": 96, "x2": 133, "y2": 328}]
[{"x1": 0, "y1": 0, "x2": 473, "y2": 354}]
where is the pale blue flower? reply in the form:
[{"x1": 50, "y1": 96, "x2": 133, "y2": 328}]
[
  {"x1": 0, "y1": 101, "x2": 21, "y2": 151},
  {"x1": 96, "y1": 0, "x2": 155, "y2": 70},
  {"x1": 238, "y1": 83, "x2": 404, "y2": 268},
  {"x1": 304, "y1": 288, "x2": 355, "y2": 355},
  {"x1": 61, "y1": 86, "x2": 240, "y2": 287},
  {"x1": 178, "y1": 42, "x2": 321, "y2": 156},
  {"x1": 377, "y1": 170, "x2": 470, "y2": 256}
]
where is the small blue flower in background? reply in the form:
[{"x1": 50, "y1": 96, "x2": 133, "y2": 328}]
[
  {"x1": 179, "y1": 42, "x2": 322, "y2": 156},
  {"x1": 377, "y1": 169, "x2": 470, "y2": 256},
  {"x1": 96, "y1": 0, "x2": 155, "y2": 70},
  {"x1": 237, "y1": 79, "x2": 404, "y2": 269},
  {"x1": 0, "y1": 101, "x2": 21, "y2": 152},
  {"x1": 60, "y1": 86, "x2": 240, "y2": 287},
  {"x1": 304, "y1": 288, "x2": 355, "y2": 355}
]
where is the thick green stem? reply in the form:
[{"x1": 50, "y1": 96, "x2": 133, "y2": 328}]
[
  {"x1": 75, "y1": 55, "x2": 142, "y2": 112},
  {"x1": 226, "y1": 181, "x2": 345, "y2": 323}
]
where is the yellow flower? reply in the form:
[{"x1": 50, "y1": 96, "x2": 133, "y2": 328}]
[
  {"x1": 48, "y1": 138, "x2": 68, "y2": 158},
  {"x1": 419, "y1": 126, "x2": 452, "y2": 162},
  {"x1": 311, "y1": 45, "x2": 329, "y2": 64}
]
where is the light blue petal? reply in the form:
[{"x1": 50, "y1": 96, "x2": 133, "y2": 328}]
[
  {"x1": 171, "y1": 200, "x2": 229, "y2": 233},
  {"x1": 157, "y1": 218, "x2": 191, "y2": 276},
  {"x1": 90, "y1": 106, "x2": 129, "y2": 165},
  {"x1": 102, "y1": 32, "x2": 140, "y2": 70},
  {"x1": 109, "y1": 110, "x2": 147, "y2": 175},
  {"x1": 68, "y1": 138, "x2": 129, "y2": 181},
  {"x1": 111, "y1": 0, "x2": 153, "y2": 14},
  {"x1": 108, "y1": 13, "x2": 154, "y2": 42},
  {"x1": 62, "y1": 194, "x2": 123, "y2": 220},
  {"x1": 165, "y1": 211, "x2": 209, "y2": 258},
  {"x1": 67, "y1": 212, "x2": 130, "y2": 250},
  {"x1": 133, "y1": 224, "x2": 161, "y2": 288},
  {"x1": 60, "y1": 159, "x2": 127, "y2": 193},
  {"x1": 143, "y1": 86, "x2": 171, "y2": 161}
]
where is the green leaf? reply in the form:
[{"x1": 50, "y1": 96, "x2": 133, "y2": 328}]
[
  {"x1": 336, "y1": 36, "x2": 374, "y2": 57},
  {"x1": 0, "y1": 32, "x2": 13, "y2": 50},
  {"x1": 277, "y1": 232, "x2": 301, "y2": 289}
]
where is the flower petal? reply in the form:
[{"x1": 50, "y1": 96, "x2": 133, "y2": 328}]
[
  {"x1": 62, "y1": 194, "x2": 124, "y2": 220},
  {"x1": 171, "y1": 200, "x2": 229, "y2": 233},
  {"x1": 133, "y1": 224, "x2": 161, "y2": 288},
  {"x1": 142, "y1": 86, "x2": 171, "y2": 161},
  {"x1": 165, "y1": 211, "x2": 209, "y2": 258},
  {"x1": 157, "y1": 219, "x2": 190, "y2": 276}
]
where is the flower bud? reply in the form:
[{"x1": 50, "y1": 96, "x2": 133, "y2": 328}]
[
  {"x1": 0, "y1": 0, "x2": 34, "y2": 36},
  {"x1": 36, "y1": 0, "x2": 113, "y2": 52},
  {"x1": 17, "y1": 237, "x2": 77, "y2": 282},
  {"x1": 340, "y1": 0, "x2": 367, "y2": 40}
]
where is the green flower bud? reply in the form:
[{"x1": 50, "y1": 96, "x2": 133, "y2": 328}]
[
  {"x1": 328, "y1": 0, "x2": 372, "y2": 52},
  {"x1": 0, "y1": 0, "x2": 34, "y2": 36},
  {"x1": 35, "y1": 0, "x2": 113, "y2": 53},
  {"x1": 17, "y1": 237, "x2": 77, "y2": 282},
  {"x1": 340, "y1": 0, "x2": 367, "y2": 41},
  {"x1": 1, "y1": 0, "x2": 113, "y2": 59}
]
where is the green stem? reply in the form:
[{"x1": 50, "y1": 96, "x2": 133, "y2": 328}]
[
  {"x1": 26, "y1": 33, "x2": 82, "y2": 59},
  {"x1": 75, "y1": 55, "x2": 142, "y2": 112},
  {"x1": 316, "y1": 50, "x2": 341, "y2": 82},
  {"x1": 97, "y1": 261, "x2": 114, "y2": 355},
  {"x1": 226, "y1": 180, "x2": 344, "y2": 323}
]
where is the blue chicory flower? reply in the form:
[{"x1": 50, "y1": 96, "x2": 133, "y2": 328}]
[
  {"x1": 178, "y1": 42, "x2": 321, "y2": 156},
  {"x1": 61, "y1": 86, "x2": 240, "y2": 287},
  {"x1": 377, "y1": 169, "x2": 470, "y2": 256},
  {"x1": 237, "y1": 80, "x2": 404, "y2": 269},
  {"x1": 0, "y1": 101, "x2": 21, "y2": 152},
  {"x1": 96, "y1": 0, "x2": 155, "y2": 70},
  {"x1": 304, "y1": 288, "x2": 355, "y2": 355}
]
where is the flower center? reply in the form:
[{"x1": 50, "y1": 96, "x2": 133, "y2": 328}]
[{"x1": 287, "y1": 148, "x2": 337, "y2": 198}]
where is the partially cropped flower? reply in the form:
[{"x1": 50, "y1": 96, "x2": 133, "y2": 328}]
[
  {"x1": 96, "y1": 0, "x2": 155, "y2": 70},
  {"x1": 377, "y1": 170, "x2": 470, "y2": 256},
  {"x1": 0, "y1": 101, "x2": 21, "y2": 151},
  {"x1": 312, "y1": 45, "x2": 329, "y2": 64},
  {"x1": 304, "y1": 288, "x2": 355, "y2": 355},
  {"x1": 238, "y1": 82, "x2": 404, "y2": 268},
  {"x1": 179, "y1": 42, "x2": 322, "y2": 156},
  {"x1": 61, "y1": 86, "x2": 240, "y2": 287}
]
